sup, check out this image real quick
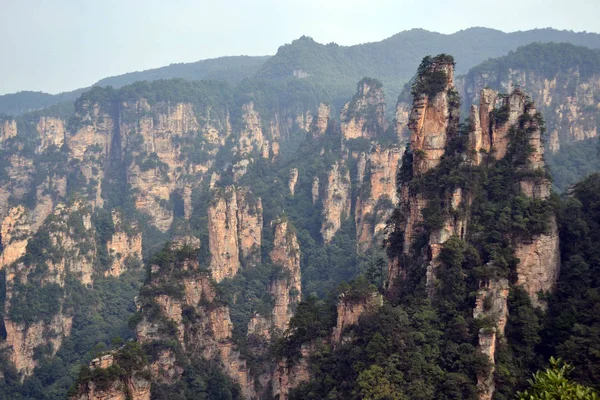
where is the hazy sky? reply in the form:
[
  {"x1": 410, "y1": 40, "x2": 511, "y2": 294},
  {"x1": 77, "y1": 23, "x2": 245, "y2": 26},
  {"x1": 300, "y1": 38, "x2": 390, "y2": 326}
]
[{"x1": 1, "y1": 0, "x2": 599, "y2": 95}]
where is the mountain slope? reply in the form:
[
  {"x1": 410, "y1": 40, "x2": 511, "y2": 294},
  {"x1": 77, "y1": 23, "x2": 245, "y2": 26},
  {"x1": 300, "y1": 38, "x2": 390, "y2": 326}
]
[{"x1": 257, "y1": 27, "x2": 600, "y2": 109}]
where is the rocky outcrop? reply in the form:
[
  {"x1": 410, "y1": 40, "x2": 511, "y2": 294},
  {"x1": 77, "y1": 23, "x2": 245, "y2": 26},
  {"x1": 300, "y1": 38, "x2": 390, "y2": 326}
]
[
  {"x1": 105, "y1": 211, "x2": 143, "y2": 277},
  {"x1": 37, "y1": 117, "x2": 66, "y2": 152},
  {"x1": 288, "y1": 168, "x2": 298, "y2": 196},
  {"x1": 208, "y1": 186, "x2": 263, "y2": 282},
  {"x1": 68, "y1": 102, "x2": 115, "y2": 208},
  {"x1": 395, "y1": 101, "x2": 411, "y2": 142},
  {"x1": 269, "y1": 220, "x2": 301, "y2": 333},
  {"x1": 355, "y1": 146, "x2": 402, "y2": 252},
  {"x1": 122, "y1": 100, "x2": 202, "y2": 232},
  {"x1": 387, "y1": 56, "x2": 457, "y2": 291},
  {"x1": 473, "y1": 279, "x2": 509, "y2": 400},
  {"x1": 134, "y1": 237, "x2": 257, "y2": 399},
  {"x1": 0, "y1": 206, "x2": 31, "y2": 269},
  {"x1": 409, "y1": 57, "x2": 457, "y2": 175},
  {"x1": 71, "y1": 351, "x2": 152, "y2": 400},
  {"x1": 321, "y1": 161, "x2": 351, "y2": 244},
  {"x1": 2, "y1": 201, "x2": 96, "y2": 377},
  {"x1": 311, "y1": 176, "x2": 319, "y2": 205},
  {"x1": 331, "y1": 291, "x2": 382, "y2": 345},
  {"x1": 340, "y1": 79, "x2": 387, "y2": 140},
  {"x1": 310, "y1": 103, "x2": 330, "y2": 138},
  {"x1": 272, "y1": 342, "x2": 315, "y2": 400},
  {"x1": 468, "y1": 89, "x2": 530, "y2": 162},
  {"x1": 0, "y1": 118, "x2": 17, "y2": 144},
  {"x1": 236, "y1": 102, "x2": 265, "y2": 156},
  {"x1": 462, "y1": 64, "x2": 600, "y2": 152}
]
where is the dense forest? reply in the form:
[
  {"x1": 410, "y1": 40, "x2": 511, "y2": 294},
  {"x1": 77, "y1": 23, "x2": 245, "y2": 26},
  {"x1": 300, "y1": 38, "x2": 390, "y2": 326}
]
[{"x1": 0, "y1": 26, "x2": 600, "y2": 400}]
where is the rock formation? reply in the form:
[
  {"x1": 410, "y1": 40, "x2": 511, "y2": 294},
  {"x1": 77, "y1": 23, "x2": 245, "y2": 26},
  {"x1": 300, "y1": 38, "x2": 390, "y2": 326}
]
[
  {"x1": 340, "y1": 78, "x2": 387, "y2": 140},
  {"x1": 321, "y1": 161, "x2": 351, "y2": 244},
  {"x1": 132, "y1": 237, "x2": 257, "y2": 399},
  {"x1": 310, "y1": 103, "x2": 330, "y2": 138},
  {"x1": 331, "y1": 291, "x2": 382, "y2": 345},
  {"x1": 105, "y1": 211, "x2": 143, "y2": 277},
  {"x1": 2, "y1": 201, "x2": 97, "y2": 377},
  {"x1": 0, "y1": 118, "x2": 17, "y2": 144},
  {"x1": 269, "y1": 220, "x2": 301, "y2": 333},
  {"x1": 408, "y1": 56, "x2": 457, "y2": 175},
  {"x1": 288, "y1": 168, "x2": 298, "y2": 196},
  {"x1": 208, "y1": 186, "x2": 263, "y2": 281},
  {"x1": 355, "y1": 145, "x2": 402, "y2": 252},
  {"x1": 462, "y1": 59, "x2": 600, "y2": 152}
]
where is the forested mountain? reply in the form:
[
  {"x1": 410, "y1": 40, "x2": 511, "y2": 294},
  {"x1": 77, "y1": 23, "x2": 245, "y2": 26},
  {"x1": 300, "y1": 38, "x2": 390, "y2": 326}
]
[
  {"x1": 0, "y1": 56, "x2": 270, "y2": 116},
  {"x1": 4, "y1": 27, "x2": 600, "y2": 116},
  {"x1": 0, "y1": 46, "x2": 599, "y2": 400}
]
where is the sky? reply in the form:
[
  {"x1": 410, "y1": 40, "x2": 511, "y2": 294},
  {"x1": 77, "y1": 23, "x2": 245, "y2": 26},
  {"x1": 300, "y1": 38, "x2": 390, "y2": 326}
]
[{"x1": 1, "y1": 0, "x2": 599, "y2": 95}]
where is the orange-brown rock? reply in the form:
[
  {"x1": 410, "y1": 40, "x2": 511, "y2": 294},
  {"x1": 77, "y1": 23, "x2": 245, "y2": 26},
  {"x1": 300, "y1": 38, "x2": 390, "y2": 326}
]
[
  {"x1": 0, "y1": 206, "x2": 31, "y2": 269},
  {"x1": 321, "y1": 161, "x2": 351, "y2": 243},
  {"x1": 462, "y1": 67, "x2": 600, "y2": 153},
  {"x1": 68, "y1": 102, "x2": 115, "y2": 208},
  {"x1": 473, "y1": 279, "x2": 509, "y2": 400},
  {"x1": 208, "y1": 187, "x2": 240, "y2": 282},
  {"x1": 341, "y1": 79, "x2": 387, "y2": 140},
  {"x1": 208, "y1": 186, "x2": 263, "y2": 281},
  {"x1": 236, "y1": 188, "x2": 263, "y2": 266},
  {"x1": 409, "y1": 59, "x2": 456, "y2": 175},
  {"x1": 237, "y1": 102, "x2": 265, "y2": 156},
  {"x1": 331, "y1": 291, "x2": 382, "y2": 345},
  {"x1": 0, "y1": 118, "x2": 17, "y2": 145},
  {"x1": 355, "y1": 146, "x2": 402, "y2": 252},
  {"x1": 272, "y1": 342, "x2": 316, "y2": 400},
  {"x1": 270, "y1": 220, "x2": 301, "y2": 333},
  {"x1": 105, "y1": 212, "x2": 143, "y2": 277}
]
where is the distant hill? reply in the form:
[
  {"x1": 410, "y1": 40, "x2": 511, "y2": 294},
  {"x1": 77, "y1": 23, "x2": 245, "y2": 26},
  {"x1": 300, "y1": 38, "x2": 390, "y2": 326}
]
[
  {"x1": 95, "y1": 55, "x2": 270, "y2": 88},
  {"x1": 3, "y1": 27, "x2": 600, "y2": 116},
  {"x1": 257, "y1": 27, "x2": 600, "y2": 109},
  {"x1": 0, "y1": 56, "x2": 270, "y2": 116}
]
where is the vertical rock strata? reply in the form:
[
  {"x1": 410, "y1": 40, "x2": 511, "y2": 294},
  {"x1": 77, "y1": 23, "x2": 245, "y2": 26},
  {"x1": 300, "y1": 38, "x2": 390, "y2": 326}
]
[
  {"x1": 387, "y1": 56, "x2": 458, "y2": 290},
  {"x1": 208, "y1": 186, "x2": 263, "y2": 282},
  {"x1": 321, "y1": 161, "x2": 352, "y2": 243},
  {"x1": 269, "y1": 220, "x2": 301, "y2": 333},
  {"x1": 2, "y1": 201, "x2": 97, "y2": 377},
  {"x1": 340, "y1": 79, "x2": 387, "y2": 140},
  {"x1": 355, "y1": 146, "x2": 402, "y2": 252}
]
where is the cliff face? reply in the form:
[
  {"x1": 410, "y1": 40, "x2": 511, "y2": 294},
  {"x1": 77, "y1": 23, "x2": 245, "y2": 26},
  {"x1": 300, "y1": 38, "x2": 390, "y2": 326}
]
[
  {"x1": 0, "y1": 206, "x2": 31, "y2": 269},
  {"x1": 387, "y1": 57, "x2": 458, "y2": 291},
  {"x1": 37, "y1": 117, "x2": 66, "y2": 152},
  {"x1": 122, "y1": 100, "x2": 203, "y2": 232},
  {"x1": 2, "y1": 201, "x2": 97, "y2": 377},
  {"x1": 105, "y1": 211, "x2": 143, "y2": 277},
  {"x1": 408, "y1": 58, "x2": 457, "y2": 175},
  {"x1": 133, "y1": 238, "x2": 257, "y2": 399},
  {"x1": 310, "y1": 103, "x2": 330, "y2": 138},
  {"x1": 71, "y1": 350, "x2": 152, "y2": 400},
  {"x1": 68, "y1": 102, "x2": 115, "y2": 208},
  {"x1": 0, "y1": 118, "x2": 18, "y2": 143},
  {"x1": 321, "y1": 161, "x2": 351, "y2": 244},
  {"x1": 355, "y1": 146, "x2": 402, "y2": 252},
  {"x1": 473, "y1": 279, "x2": 510, "y2": 400},
  {"x1": 462, "y1": 65, "x2": 600, "y2": 153},
  {"x1": 340, "y1": 79, "x2": 388, "y2": 140},
  {"x1": 269, "y1": 220, "x2": 301, "y2": 333},
  {"x1": 331, "y1": 291, "x2": 382, "y2": 345},
  {"x1": 208, "y1": 186, "x2": 263, "y2": 282}
]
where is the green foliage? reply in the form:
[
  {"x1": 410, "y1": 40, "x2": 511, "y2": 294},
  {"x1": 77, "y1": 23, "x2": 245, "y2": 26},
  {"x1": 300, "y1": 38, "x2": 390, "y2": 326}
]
[
  {"x1": 546, "y1": 137, "x2": 600, "y2": 193},
  {"x1": 411, "y1": 54, "x2": 454, "y2": 98},
  {"x1": 542, "y1": 173, "x2": 600, "y2": 389},
  {"x1": 517, "y1": 357, "x2": 599, "y2": 400},
  {"x1": 7, "y1": 283, "x2": 63, "y2": 325}
]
